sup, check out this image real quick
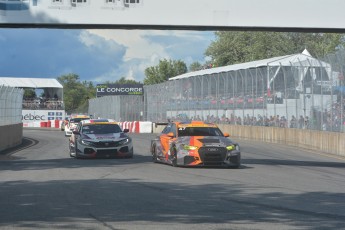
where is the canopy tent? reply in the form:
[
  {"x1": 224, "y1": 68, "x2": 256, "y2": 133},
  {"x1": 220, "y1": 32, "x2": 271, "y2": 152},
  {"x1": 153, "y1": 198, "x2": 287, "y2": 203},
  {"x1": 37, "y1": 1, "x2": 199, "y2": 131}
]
[
  {"x1": 170, "y1": 49, "x2": 330, "y2": 81},
  {"x1": 0, "y1": 77, "x2": 63, "y2": 100},
  {"x1": 0, "y1": 77, "x2": 62, "y2": 88},
  {"x1": 169, "y1": 49, "x2": 335, "y2": 96}
]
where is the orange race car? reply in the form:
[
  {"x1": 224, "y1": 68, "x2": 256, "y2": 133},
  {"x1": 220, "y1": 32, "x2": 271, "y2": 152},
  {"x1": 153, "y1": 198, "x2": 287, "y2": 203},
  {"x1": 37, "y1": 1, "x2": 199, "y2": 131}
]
[{"x1": 150, "y1": 121, "x2": 241, "y2": 168}]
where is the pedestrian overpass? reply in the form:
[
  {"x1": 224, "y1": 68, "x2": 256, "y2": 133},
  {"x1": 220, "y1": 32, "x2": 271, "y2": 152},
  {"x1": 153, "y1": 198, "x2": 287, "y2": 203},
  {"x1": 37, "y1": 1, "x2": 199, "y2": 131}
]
[{"x1": 0, "y1": 0, "x2": 344, "y2": 32}]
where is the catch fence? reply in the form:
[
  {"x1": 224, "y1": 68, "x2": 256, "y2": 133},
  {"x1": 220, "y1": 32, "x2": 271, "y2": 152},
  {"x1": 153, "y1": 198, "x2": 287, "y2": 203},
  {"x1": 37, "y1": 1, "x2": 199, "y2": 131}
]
[
  {"x1": 143, "y1": 50, "x2": 345, "y2": 132},
  {"x1": 89, "y1": 49, "x2": 345, "y2": 133},
  {"x1": 0, "y1": 85, "x2": 23, "y2": 126}
]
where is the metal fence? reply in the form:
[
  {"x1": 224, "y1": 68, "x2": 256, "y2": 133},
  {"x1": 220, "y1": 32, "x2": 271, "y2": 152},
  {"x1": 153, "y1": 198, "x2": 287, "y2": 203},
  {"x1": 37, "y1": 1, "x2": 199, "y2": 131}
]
[
  {"x1": 143, "y1": 50, "x2": 345, "y2": 132},
  {"x1": 89, "y1": 49, "x2": 345, "y2": 133},
  {"x1": 0, "y1": 86, "x2": 23, "y2": 126},
  {"x1": 89, "y1": 95, "x2": 144, "y2": 121}
]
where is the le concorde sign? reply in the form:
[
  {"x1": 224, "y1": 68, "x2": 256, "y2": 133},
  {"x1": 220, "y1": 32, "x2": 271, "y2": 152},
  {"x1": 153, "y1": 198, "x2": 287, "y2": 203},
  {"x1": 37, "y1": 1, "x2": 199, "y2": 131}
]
[
  {"x1": 0, "y1": 0, "x2": 345, "y2": 32},
  {"x1": 96, "y1": 84, "x2": 144, "y2": 97}
]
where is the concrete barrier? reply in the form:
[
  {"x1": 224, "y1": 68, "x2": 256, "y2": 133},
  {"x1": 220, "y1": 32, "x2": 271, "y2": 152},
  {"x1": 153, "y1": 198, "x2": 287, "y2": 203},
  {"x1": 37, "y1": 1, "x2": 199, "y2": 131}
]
[
  {"x1": 217, "y1": 124, "x2": 345, "y2": 157},
  {"x1": 0, "y1": 123, "x2": 23, "y2": 153}
]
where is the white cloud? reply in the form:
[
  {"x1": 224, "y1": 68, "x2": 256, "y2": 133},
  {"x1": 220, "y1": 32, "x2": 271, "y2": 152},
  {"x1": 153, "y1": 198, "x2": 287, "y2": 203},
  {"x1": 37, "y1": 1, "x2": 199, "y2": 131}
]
[
  {"x1": 82, "y1": 29, "x2": 214, "y2": 83},
  {"x1": 86, "y1": 29, "x2": 169, "y2": 62}
]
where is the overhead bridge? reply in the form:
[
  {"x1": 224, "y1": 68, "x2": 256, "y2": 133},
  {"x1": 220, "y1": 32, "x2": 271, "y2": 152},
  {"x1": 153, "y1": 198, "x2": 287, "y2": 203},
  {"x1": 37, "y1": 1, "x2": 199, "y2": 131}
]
[{"x1": 0, "y1": 0, "x2": 344, "y2": 32}]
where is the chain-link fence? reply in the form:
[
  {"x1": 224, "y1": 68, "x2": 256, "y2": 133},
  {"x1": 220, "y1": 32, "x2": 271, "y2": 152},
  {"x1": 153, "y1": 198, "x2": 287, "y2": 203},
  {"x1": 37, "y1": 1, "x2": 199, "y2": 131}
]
[
  {"x1": 0, "y1": 86, "x2": 23, "y2": 126},
  {"x1": 89, "y1": 49, "x2": 345, "y2": 133},
  {"x1": 89, "y1": 95, "x2": 144, "y2": 121},
  {"x1": 143, "y1": 50, "x2": 345, "y2": 132}
]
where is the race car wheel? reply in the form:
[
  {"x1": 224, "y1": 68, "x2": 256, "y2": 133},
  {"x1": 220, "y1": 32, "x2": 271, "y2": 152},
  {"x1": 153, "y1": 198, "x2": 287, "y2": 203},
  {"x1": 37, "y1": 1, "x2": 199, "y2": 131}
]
[
  {"x1": 69, "y1": 141, "x2": 75, "y2": 158},
  {"x1": 170, "y1": 146, "x2": 177, "y2": 167},
  {"x1": 74, "y1": 143, "x2": 79, "y2": 159},
  {"x1": 151, "y1": 144, "x2": 158, "y2": 163}
]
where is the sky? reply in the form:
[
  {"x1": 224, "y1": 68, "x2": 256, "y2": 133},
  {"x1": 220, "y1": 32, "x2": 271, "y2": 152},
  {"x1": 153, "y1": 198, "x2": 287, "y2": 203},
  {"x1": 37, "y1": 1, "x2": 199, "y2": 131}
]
[{"x1": 0, "y1": 28, "x2": 215, "y2": 84}]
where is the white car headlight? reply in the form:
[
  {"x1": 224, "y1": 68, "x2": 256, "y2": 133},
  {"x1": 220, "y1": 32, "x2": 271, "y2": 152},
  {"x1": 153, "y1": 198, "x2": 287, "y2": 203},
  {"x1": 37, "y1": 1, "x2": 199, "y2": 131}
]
[
  {"x1": 118, "y1": 138, "x2": 130, "y2": 145},
  {"x1": 81, "y1": 139, "x2": 93, "y2": 146}
]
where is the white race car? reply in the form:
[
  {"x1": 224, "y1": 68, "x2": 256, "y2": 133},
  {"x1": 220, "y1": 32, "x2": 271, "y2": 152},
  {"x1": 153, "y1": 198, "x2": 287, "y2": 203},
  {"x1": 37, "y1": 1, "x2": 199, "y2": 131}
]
[
  {"x1": 65, "y1": 115, "x2": 90, "y2": 136},
  {"x1": 69, "y1": 119, "x2": 133, "y2": 159}
]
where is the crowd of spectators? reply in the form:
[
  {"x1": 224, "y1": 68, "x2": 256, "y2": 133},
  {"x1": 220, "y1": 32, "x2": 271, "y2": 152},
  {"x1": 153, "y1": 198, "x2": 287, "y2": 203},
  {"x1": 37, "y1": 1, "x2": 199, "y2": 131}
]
[
  {"x1": 167, "y1": 106, "x2": 345, "y2": 132},
  {"x1": 23, "y1": 94, "x2": 64, "y2": 110}
]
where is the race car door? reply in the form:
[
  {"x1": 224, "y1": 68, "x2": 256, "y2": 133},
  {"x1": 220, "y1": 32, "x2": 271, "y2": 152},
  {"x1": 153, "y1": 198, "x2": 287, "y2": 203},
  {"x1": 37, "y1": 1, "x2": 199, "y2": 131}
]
[{"x1": 160, "y1": 123, "x2": 175, "y2": 160}]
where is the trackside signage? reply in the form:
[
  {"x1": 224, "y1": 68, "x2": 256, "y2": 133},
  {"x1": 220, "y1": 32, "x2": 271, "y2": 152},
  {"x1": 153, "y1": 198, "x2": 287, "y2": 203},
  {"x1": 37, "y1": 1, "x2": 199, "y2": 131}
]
[
  {"x1": 22, "y1": 110, "x2": 65, "y2": 122},
  {"x1": 96, "y1": 84, "x2": 144, "y2": 97}
]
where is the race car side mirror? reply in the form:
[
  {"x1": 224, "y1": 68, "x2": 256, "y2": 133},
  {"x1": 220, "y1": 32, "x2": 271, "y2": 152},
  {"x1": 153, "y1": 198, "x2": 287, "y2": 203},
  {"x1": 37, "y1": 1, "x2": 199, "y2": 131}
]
[
  {"x1": 123, "y1": 129, "x2": 129, "y2": 133},
  {"x1": 223, "y1": 132, "x2": 230, "y2": 137}
]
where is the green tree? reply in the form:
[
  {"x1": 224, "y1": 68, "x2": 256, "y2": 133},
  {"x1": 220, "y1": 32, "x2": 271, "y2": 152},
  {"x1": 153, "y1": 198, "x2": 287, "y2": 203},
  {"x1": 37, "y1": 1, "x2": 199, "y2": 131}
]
[
  {"x1": 114, "y1": 77, "x2": 141, "y2": 84},
  {"x1": 23, "y1": 88, "x2": 36, "y2": 99},
  {"x1": 144, "y1": 59, "x2": 187, "y2": 85},
  {"x1": 189, "y1": 61, "x2": 203, "y2": 72},
  {"x1": 205, "y1": 31, "x2": 345, "y2": 67},
  {"x1": 102, "y1": 77, "x2": 141, "y2": 85},
  {"x1": 57, "y1": 73, "x2": 90, "y2": 114}
]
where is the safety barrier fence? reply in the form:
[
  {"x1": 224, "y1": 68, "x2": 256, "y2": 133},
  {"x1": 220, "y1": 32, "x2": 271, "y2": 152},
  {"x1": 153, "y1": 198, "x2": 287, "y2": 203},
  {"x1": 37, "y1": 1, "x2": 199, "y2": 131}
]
[
  {"x1": 89, "y1": 49, "x2": 345, "y2": 133},
  {"x1": 0, "y1": 85, "x2": 23, "y2": 126},
  {"x1": 0, "y1": 86, "x2": 23, "y2": 152},
  {"x1": 143, "y1": 50, "x2": 345, "y2": 133}
]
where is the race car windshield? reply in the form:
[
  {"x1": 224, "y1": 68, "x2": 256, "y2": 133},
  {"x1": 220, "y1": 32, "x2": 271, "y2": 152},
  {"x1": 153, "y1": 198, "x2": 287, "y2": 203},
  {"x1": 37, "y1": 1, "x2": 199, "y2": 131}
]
[
  {"x1": 82, "y1": 124, "x2": 122, "y2": 134},
  {"x1": 70, "y1": 118, "x2": 89, "y2": 123},
  {"x1": 178, "y1": 127, "x2": 224, "y2": 137}
]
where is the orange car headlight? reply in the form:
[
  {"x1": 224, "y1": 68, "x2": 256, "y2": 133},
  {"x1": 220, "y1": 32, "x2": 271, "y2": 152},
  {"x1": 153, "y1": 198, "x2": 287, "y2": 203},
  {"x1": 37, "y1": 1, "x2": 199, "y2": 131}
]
[{"x1": 183, "y1": 145, "x2": 198, "y2": 151}]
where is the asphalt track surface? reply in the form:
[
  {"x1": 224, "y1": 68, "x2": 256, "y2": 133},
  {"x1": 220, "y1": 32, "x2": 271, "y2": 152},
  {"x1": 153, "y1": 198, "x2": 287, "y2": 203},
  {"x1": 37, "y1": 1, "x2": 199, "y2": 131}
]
[{"x1": 1, "y1": 128, "x2": 345, "y2": 230}]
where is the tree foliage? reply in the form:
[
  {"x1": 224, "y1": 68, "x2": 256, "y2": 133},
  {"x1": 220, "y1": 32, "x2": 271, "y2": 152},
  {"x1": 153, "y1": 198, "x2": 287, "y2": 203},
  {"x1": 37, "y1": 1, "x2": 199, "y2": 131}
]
[
  {"x1": 144, "y1": 59, "x2": 187, "y2": 85},
  {"x1": 205, "y1": 32, "x2": 345, "y2": 67},
  {"x1": 23, "y1": 88, "x2": 36, "y2": 99},
  {"x1": 189, "y1": 61, "x2": 203, "y2": 72},
  {"x1": 104, "y1": 77, "x2": 141, "y2": 85},
  {"x1": 57, "y1": 73, "x2": 95, "y2": 114}
]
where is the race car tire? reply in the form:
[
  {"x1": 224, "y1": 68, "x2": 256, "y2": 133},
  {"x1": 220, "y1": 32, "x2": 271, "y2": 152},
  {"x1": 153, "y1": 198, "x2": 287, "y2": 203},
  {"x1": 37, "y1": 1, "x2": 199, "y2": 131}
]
[
  {"x1": 229, "y1": 155, "x2": 241, "y2": 169},
  {"x1": 126, "y1": 152, "x2": 134, "y2": 159},
  {"x1": 74, "y1": 143, "x2": 79, "y2": 159},
  {"x1": 69, "y1": 150, "x2": 74, "y2": 158},
  {"x1": 170, "y1": 146, "x2": 177, "y2": 167},
  {"x1": 151, "y1": 144, "x2": 158, "y2": 163},
  {"x1": 69, "y1": 141, "x2": 75, "y2": 158}
]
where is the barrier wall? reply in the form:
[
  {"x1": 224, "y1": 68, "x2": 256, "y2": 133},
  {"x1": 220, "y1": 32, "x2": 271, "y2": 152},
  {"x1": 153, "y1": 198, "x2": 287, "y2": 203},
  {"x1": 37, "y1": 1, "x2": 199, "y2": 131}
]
[
  {"x1": 0, "y1": 86, "x2": 23, "y2": 153},
  {"x1": 118, "y1": 121, "x2": 152, "y2": 133},
  {"x1": 0, "y1": 123, "x2": 23, "y2": 152},
  {"x1": 217, "y1": 124, "x2": 345, "y2": 157},
  {"x1": 23, "y1": 120, "x2": 63, "y2": 129}
]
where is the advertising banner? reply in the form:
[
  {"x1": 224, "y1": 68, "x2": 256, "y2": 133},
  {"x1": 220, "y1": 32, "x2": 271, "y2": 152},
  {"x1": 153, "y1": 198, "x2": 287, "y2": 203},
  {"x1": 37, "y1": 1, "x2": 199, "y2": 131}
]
[
  {"x1": 96, "y1": 84, "x2": 144, "y2": 97},
  {"x1": 1, "y1": 0, "x2": 345, "y2": 31},
  {"x1": 22, "y1": 110, "x2": 65, "y2": 122}
]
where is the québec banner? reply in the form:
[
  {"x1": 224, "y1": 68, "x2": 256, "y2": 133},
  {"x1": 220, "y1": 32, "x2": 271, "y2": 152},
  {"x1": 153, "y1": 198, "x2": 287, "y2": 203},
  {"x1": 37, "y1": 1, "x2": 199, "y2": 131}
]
[{"x1": 96, "y1": 84, "x2": 144, "y2": 97}]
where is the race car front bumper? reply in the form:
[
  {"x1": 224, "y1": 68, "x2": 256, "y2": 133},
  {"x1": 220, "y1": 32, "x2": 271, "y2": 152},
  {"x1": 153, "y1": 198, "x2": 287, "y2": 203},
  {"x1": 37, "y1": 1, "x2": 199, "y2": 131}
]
[{"x1": 75, "y1": 144, "x2": 133, "y2": 158}]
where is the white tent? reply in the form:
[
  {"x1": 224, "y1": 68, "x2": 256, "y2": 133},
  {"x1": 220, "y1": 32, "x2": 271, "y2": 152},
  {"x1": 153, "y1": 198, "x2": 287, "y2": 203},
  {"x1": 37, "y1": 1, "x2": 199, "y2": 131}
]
[
  {"x1": 0, "y1": 77, "x2": 63, "y2": 100},
  {"x1": 169, "y1": 49, "x2": 331, "y2": 85},
  {"x1": 0, "y1": 77, "x2": 62, "y2": 88}
]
